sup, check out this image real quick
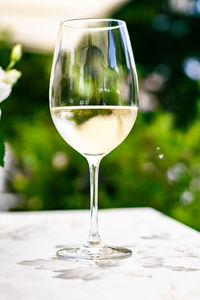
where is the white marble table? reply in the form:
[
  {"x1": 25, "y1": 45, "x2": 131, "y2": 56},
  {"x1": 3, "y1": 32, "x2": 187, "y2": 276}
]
[{"x1": 0, "y1": 208, "x2": 200, "y2": 300}]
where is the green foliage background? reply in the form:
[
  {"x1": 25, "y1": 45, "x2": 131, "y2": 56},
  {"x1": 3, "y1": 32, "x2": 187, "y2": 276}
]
[{"x1": 0, "y1": 0, "x2": 200, "y2": 230}]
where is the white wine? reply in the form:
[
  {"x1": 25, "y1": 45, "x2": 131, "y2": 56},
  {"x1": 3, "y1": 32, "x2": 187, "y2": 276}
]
[{"x1": 51, "y1": 106, "x2": 138, "y2": 156}]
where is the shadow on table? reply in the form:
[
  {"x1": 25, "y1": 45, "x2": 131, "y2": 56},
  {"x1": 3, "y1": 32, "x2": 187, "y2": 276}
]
[
  {"x1": 17, "y1": 239, "x2": 200, "y2": 281},
  {"x1": 18, "y1": 256, "x2": 123, "y2": 280}
]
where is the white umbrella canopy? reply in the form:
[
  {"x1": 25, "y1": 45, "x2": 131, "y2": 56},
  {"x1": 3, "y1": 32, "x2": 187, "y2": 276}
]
[{"x1": 0, "y1": 0, "x2": 127, "y2": 52}]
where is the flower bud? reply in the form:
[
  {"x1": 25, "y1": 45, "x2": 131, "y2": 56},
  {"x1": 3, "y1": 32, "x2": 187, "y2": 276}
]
[{"x1": 11, "y1": 44, "x2": 22, "y2": 63}]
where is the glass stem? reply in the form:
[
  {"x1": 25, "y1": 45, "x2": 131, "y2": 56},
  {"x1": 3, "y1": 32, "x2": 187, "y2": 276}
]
[{"x1": 86, "y1": 156, "x2": 102, "y2": 246}]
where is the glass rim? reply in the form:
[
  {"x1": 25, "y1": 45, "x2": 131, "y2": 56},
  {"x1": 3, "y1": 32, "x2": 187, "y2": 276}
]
[{"x1": 60, "y1": 18, "x2": 126, "y2": 31}]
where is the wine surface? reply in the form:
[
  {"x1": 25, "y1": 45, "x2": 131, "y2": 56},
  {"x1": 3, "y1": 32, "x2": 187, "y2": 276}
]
[{"x1": 51, "y1": 106, "x2": 138, "y2": 156}]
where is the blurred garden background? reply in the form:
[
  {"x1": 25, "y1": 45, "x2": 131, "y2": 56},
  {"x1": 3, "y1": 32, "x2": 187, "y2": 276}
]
[{"x1": 0, "y1": 0, "x2": 200, "y2": 230}]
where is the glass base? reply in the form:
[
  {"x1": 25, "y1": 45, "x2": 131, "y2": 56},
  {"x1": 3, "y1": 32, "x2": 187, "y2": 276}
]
[{"x1": 56, "y1": 243, "x2": 132, "y2": 261}]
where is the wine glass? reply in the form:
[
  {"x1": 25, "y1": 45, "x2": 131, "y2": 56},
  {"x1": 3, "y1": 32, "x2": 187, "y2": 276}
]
[{"x1": 49, "y1": 18, "x2": 139, "y2": 260}]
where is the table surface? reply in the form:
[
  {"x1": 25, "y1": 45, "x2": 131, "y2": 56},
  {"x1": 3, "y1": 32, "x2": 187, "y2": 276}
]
[{"x1": 0, "y1": 208, "x2": 200, "y2": 300}]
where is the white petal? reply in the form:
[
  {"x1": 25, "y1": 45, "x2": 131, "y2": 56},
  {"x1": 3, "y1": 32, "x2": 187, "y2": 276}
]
[
  {"x1": 0, "y1": 67, "x2": 5, "y2": 81},
  {"x1": 4, "y1": 69, "x2": 21, "y2": 85},
  {"x1": 0, "y1": 82, "x2": 12, "y2": 103}
]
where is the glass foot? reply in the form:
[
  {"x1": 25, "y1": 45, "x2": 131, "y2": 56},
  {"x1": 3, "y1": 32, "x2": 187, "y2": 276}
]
[{"x1": 56, "y1": 243, "x2": 132, "y2": 261}]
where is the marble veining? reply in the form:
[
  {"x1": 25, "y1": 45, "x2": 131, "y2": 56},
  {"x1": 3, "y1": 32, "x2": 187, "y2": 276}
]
[{"x1": 1, "y1": 208, "x2": 200, "y2": 300}]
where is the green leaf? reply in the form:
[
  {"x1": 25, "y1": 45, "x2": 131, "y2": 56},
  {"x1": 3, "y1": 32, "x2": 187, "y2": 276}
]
[{"x1": 0, "y1": 133, "x2": 5, "y2": 167}]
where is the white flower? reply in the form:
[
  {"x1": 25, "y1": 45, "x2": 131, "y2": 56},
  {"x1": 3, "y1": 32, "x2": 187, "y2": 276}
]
[
  {"x1": 4, "y1": 69, "x2": 21, "y2": 85},
  {"x1": 0, "y1": 67, "x2": 5, "y2": 81},
  {"x1": 0, "y1": 67, "x2": 12, "y2": 103}
]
